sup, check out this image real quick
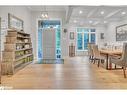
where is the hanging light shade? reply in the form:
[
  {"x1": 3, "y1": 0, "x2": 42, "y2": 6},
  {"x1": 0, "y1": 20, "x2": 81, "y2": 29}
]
[
  {"x1": 41, "y1": 6, "x2": 49, "y2": 19},
  {"x1": 41, "y1": 12, "x2": 48, "y2": 18}
]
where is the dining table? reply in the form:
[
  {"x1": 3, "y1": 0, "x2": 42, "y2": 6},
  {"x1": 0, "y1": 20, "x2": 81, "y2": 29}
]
[{"x1": 100, "y1": 49, "x2": 122, "y2": 70}]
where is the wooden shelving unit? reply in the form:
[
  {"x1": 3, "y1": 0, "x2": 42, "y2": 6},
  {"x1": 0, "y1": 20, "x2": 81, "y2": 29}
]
[{"x1": 2, "y1": 29, "x2": 33, "y2": 75}]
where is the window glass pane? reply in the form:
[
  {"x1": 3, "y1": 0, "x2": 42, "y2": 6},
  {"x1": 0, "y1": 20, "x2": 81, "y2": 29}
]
[
  {"x1": 77, "y1": 33, "x2": 83, "y2": 50},
  {"x1": 77, "y1": 28, "x2": 80, "y2": 32},
  {"x1": 91, "y1": 34, "x2": 96, "y2": 43},
  {"x1": 77, "y1": 28, "x2": 96, "y2": 50},
  {"x1": 90, "y1": 29, "x2": 95, "y2": 32},
  {"x1": 84, "y1": 33, "x2": 89, "y2": 50},
  {"x1": 77, "y1": 28, "x2": 84, "y2": 32},
  {"x1": 84, "y1": 28, "x2": 89, "y2": 32}
]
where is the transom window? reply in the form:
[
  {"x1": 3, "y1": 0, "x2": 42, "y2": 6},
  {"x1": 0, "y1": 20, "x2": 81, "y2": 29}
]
[{"x1": 77, "y1": 28, "x2": 96, "y2": 50}]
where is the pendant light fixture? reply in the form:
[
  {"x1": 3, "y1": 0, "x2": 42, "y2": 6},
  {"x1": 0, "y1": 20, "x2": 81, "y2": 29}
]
[{"x1": 41, "y1": 6, "x2": 49, "y2": 19}]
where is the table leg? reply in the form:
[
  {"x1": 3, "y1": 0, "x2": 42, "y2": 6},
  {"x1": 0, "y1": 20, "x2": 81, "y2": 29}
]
[
  {"x1": 106, "y1": 54, "x2": 109, "y2": 70},
  {"x1": 109, "y1": 57, "x2": 112, "y2": 70}
]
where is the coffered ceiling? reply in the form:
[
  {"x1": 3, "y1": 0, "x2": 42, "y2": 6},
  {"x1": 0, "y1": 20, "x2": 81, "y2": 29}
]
[{"x1": 28, "y1": 6, "x2": 127, "y2": 26}]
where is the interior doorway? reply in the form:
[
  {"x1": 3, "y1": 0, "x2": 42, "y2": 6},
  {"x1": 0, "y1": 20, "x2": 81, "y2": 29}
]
[{"x1": 38, "y1": 20, "x2": 61, "y2": 60}]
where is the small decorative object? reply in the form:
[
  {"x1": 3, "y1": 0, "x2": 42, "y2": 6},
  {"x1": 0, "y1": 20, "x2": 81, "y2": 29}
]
[
  {"x1": 25, "y1": 45, "x2": 29, "y2": 48},
  {"x1": 24, "y1": 39, "x2": 28, "y2": 43},
  {"x1": 63, "y1": 29, "x2": 67, "y2": 33},
  {"x1": 70, "y1": 32, "x2": 74, "y2": 39},
  {"x1": 116, "y1": 24, "x2": 127, "y2": 41},
  {"x1": 16, "y1": 46, "x2": 20, "y2": 50}
]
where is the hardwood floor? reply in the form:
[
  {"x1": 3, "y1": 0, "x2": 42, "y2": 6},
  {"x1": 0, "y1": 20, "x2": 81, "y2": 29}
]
[{"x1": 1, "y1": 56, "x2": 127, "y2": 89}]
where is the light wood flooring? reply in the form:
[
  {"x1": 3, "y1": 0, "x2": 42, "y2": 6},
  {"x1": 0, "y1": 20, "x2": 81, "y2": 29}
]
[{"x1": 1, "y1": 56, "x2": 127, "y2": 89}]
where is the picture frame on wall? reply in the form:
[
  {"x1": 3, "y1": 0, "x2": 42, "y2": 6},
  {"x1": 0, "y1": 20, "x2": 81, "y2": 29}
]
[
  {"x1": 70, "y1": 32, "x2": 74, "y2": 40},
  {"x1": 100, "y1": 33, "x2": 104, "y2": 39},
  {"x1": 116, "y1": 24, "x2": 127, "y2": 41},
  {"x1": 8, "y1": 13, "x2": 24, "y2": 31}
]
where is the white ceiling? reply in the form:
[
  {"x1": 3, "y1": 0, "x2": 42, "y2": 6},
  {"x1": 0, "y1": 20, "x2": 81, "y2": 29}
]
[
  {"x1": 28, "y1": 6, "x2": 67, "y2": 11},
  {"x1": 28, "y1": 6, "x2": 127, "y2": 26}
]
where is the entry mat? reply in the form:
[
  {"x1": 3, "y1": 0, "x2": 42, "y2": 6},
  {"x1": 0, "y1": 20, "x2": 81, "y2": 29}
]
[{"x1": 37, "y1": 59, "x2": 64, "y2": 64}]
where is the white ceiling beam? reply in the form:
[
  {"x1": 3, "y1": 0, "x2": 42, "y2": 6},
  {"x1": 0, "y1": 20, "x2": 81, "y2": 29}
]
[
  {"x1": 65, "y1": 6, "x2": 74, "y2": 24},
  {"x1": 70, "y1": 16, "x2": 121, "y2": 21},
  {"x1": 104, "y1": 9, "x2": 122, "y2": 19},
  {"x1": 70, "y1": 17, "x2": 102, "y2": 21},
  {"x1": 92, "y1": 21, "x2": 99, "y2": 25}
]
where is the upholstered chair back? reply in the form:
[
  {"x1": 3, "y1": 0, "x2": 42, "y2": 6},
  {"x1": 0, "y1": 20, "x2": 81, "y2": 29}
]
[
  {"x1": 88, "y1": 43, "x2": 93, "y2": 56},
  {"x1": 121, "y1": 43, "x2": 127, "y2": 65},
  {"x1": 92, "y1": 45, "x2": 100, "y2": 57}
]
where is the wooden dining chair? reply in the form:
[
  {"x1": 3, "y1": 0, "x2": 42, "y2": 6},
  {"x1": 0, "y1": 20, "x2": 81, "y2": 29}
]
[
  {"x1": 110, "y1": 43, "x2": 127, "y2": 78},
  {"x1": 92, "y1": 45, "x2": 105, "y2": 67},
  {"x1": 0, "y1": 61, "x2": 1, "y2": 84},
  {"x1": 88, "y1": 43, "x2": 94, "y2": 63}
]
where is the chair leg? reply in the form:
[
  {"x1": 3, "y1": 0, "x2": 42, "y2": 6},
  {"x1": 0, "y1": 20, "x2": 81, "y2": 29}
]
[
  {"x1": 93, "y1": 59, "x2": 96, "y2": 64},
  {"x1": 90, "y1": 56, "x2": 93, "y2": 62},
  {"x1": 98, "y1": 60, "x2": 100, "y2": 67},
  {"x1": 115, "y1": 65, "x2": 116, "y2": 69},
  {"x1": 89, "y1": 56, "x2": 91, "y2": 63},
  {"x1": 89, "y1": 55, "x2": 91, "y2": 60},
  {"x1": 123, "y1": 67, "x2": 126, "y2": 78}
]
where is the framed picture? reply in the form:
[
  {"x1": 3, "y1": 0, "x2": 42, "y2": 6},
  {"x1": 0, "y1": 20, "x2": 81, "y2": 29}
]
[
  {"x1": 116, "y1": 24, "x2": 127, "y2": 41},
  {"x1": 70, "y1": 32, "x2": 74, "y2": 39},
  {"x1": 100, "y1": 33, "x2": 104, "y2": 39},
  {"x1": 8, "y1": 13, "x2": 24, "y2": 31}
]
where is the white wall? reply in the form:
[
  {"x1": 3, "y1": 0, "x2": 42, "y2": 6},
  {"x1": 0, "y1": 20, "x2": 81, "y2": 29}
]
[
  {"x1": 0, "y1": 6, "x2": 31, "y2": 34},
  {"x1": 0, "y1": 6, "x2": 32, "y2": 59},
  {"x1": 105, "y1": 17, "x2": 127, "y2": 45}
]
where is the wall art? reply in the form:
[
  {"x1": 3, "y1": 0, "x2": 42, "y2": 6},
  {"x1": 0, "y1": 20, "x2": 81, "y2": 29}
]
[
  {"x1": 116, "y1": 24, "x2": 127, "y2": 41},
  {"x1": 8, "y1": 13, "x2": 24, "y2": 31}
]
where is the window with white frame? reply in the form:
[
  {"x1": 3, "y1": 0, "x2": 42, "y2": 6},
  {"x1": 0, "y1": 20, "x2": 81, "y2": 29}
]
[{"x1": 77, "y1": 28, "x2": 96, "y2": 50}]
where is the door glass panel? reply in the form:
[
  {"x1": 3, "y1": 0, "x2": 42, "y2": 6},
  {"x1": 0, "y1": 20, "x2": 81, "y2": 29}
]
[
  {"x1": 84, "y1": 33, "x2": 89, "y2": 50},
  {"x1": 56, "y1": 25, "x2": 61, "y2": 59},
  {"x1": 77, "y1": 33, "x2": 83, "y2": 50},
  {"x1": 38, "y1": 29, "x2": 43, "y2": 59}
]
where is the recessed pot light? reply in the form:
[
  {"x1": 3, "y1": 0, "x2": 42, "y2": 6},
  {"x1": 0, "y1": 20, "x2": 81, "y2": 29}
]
[
  {"x1": 121, "y1": 11, "x2": 126, "y2": 15},
  {"x1": 89, "y1": 20, "x2": 93, "y2": 23},
  {"x1": 101, "y1": 11, "x2": 104, "y2": 15},
  {"x1": 79, "y1": 10, "x2": 83, "y2": 14},
  {"x1": 104, "y1": 21, "x2": 107, "y2": 23},
  {"x1": 74, "y1": 20, "x2": 77, "y2": 23}
]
